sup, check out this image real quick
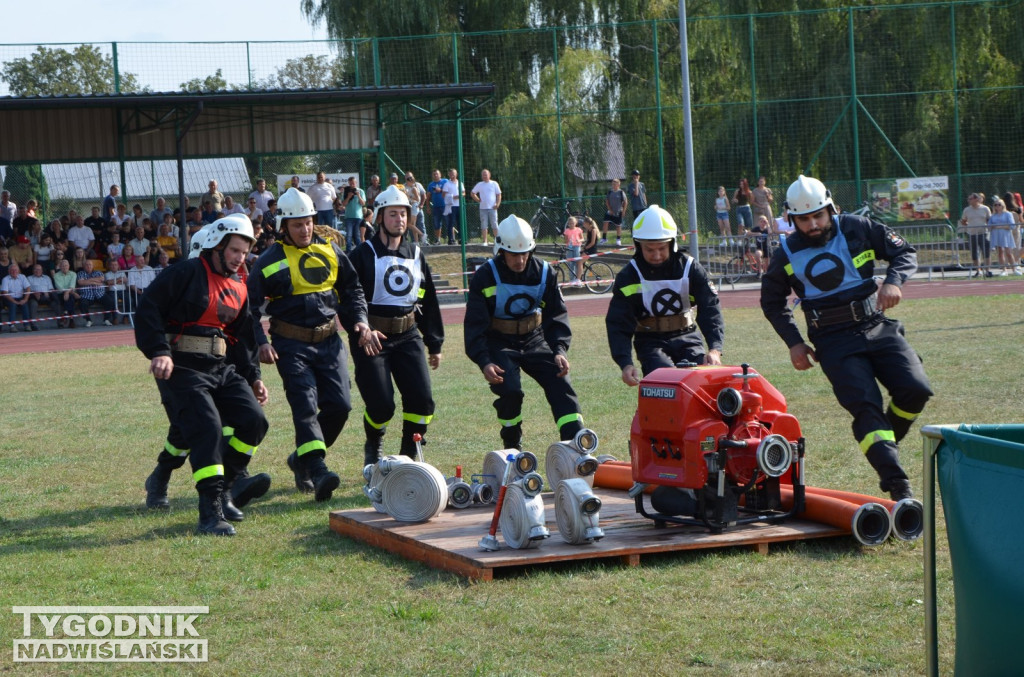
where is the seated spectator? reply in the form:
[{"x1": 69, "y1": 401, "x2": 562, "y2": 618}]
[
  {"x1": 26, "y1": 263, "x2": 57, "y2": 330},
  {"x1": 149, "y1": 197, "x2": 172, "y2": 229},
  {"x1": 76, "y1": 258, "x2": 106, "y2": 327},
  {"x1": 130, "y1": 203, "x2": 147, "y2": 232},
  {"x1": 35, "y1": 233, "x2": 56, "y2": 275},
  {"x1": 11, "y1": 235, "x2": 36, "y2": 274},
  {"x1": 246, "y1": 197, "x2": 263, "y2": 225},
  {"x1": 106, "y1": 232, "x2": 125, "y2": 261},
  {"x1": 155, "y1": 251, "x2": 171, "y2": 271},
  {"x1": 68, "y1": 215, "x2": 95, "y2": 256},
  {"x1": 84, "y1": 206, "x2": 105, "y2": 244},
  {"x1": 200, "y1": 200, "x2": 218, "y2": 225},
  {"x1": 360, "y1": 207, "x2": 374, "y2": 243},
  {"x1": 71, "y1": 246, "x2": 89, "y2": 272},
  {"x1": 157, "y1": 223, "x2": 181, "y2": 260},
  {"x1": 27, "y1": 219, "x2": 43, "y2": 247},
  {"x1": 118, "y1": 244, "x2": 139, "y2": 271},
  {"x1": 53, "y1": 258, "x2": 80, "y2": 328},
  {"x1": 112, "y1": 203, "x2": 131, "y2": 233},
  {"x1": 50, "y1": 248, "x2": 67, "y2": 277},
  {"x1": 145, "y1": 240, "x2": 163, "y2": 267},
  {"x1": 159, "y1": 212, "x2": 176, "y2": 239},
  {"x1": 12, "y1": 206, "x2": 37, "y2": 238},
  {"x1": 127, "y1": 255, "x2": 156, "y2": 309},
  {"x1": 2, "y1": 263, "x2": 32, "y2": 331},
  {"x1": 128, "y1": 226, "x2": 149, "y2": 259},
  {"x1": 0, "y1": 247, "x2": 12, "y2": 277},
  {"x1": 222, "y1": 195, "x2": 244, "y2": 215},
  {"x1": 103, "y1": 258, "x2": 128, "y2": 325},
  {"x1": 24, "y1": 199, "x2": 38, "y2": 219},
  {"x1": 44, "y1": 219, "x2": 66, "y2": 247},
  {"x1": 262, "y1": 199, "x2": 277, "y2": 235}
]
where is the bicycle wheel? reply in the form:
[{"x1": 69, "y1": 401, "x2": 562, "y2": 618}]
[
  {"x1": 582, "y1": 260, "x2": 615, "y2": 294},
  {"x1": 550, "y1": 262, "x2": 569, "y2": 288},
  {"x1": 722, "y1": 256, "x2": 745, "y2": 285}
]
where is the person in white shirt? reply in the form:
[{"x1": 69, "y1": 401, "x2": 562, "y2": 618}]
[
  {"x1": 775, "y1": 206, "x2": 794, "y2": 237},
  {"x1": 128, "y1": 226, "x2": 150, "y2": 257},
  {"x1": 68, "y1": 216, "x2": 95, "y2": 255},
  {"x1": 443, "y1": 168, "x2": 464, "y2": 245},
  {"x1": 127, "y1": 255, "x2": 156, "y2": 310},
  {"x1": 222, "y1": 196, "x2": 245, "y2": 215},
  {"x1": 248, "y1": 178, "x2": 274, "y2": 213},
  {"x1": 307, "y1": 172, "x2": 338, "y2": 226},
  {"x1": 471, "y1": 169, "x2": 502, "y2": 246},
  {"x1": 26, "y1": 263, "x2": 56, "y2": 329},
  {"x1": 403, "y1": 172, "x2": 428, "y2": 245},
  {"x1": 2, "y1": 263, "x2": 32, "y2": 331}
]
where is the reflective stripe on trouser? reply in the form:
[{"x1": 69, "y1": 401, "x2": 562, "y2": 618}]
[
  {"x1": 486, "y1": 331, "x2": 583, "y2": 442},
  {"x1": 634, "y1": 332, "x2": 706, "y2": 375},
  {"x1": 156, "y1": 361, "x2": 268, "y2": 489},
  {"x1": 815, "y1": 317, "x2": 931, "y2": 490},
  {"x1": 350, "y1": 329, "x2": 435, "y2": 435},
  {"x1": 273, "y1": 333, "x2": 351, "y2": 454}
]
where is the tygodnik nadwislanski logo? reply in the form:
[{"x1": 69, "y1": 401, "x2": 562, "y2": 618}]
[{"x1": 12, "y1": 606, "x2": 208, "y2": 663}]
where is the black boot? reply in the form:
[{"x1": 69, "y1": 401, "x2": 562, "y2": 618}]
[
  {"x1": 231, "y1": 470, "x2": 272, "y2": 508},
  {"x1": 301, "y1": 453, "x2": 340, "y2": 502},
  {"x1": 364, "y1": 419, "x2": 386, "y2": 466},
  {"x1": 221, "y1": 488, "x2": 244, "y2": 522},
  {"x1": 196, "y1": 486, "x2": 236, "y2": 536},
  {"x1": 399, "y1": 421, "x2": 426, "y2": 460},
  {"x1": 287, "y1": 451, "x2": 315, "y2": 493},
  {"x1": 144, "y1": 451, "x2": 187, "y2": 509},
  {"x1": 888, "y1": 479, "x2": 914, "y2": 501},
  {"x1": 500, "y1": 424, "x2": 523, "y2": 451}
]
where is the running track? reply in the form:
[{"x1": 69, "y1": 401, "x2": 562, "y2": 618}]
[{"x1": 1, "y1": 277, "x2": 1021, "y2": 357}]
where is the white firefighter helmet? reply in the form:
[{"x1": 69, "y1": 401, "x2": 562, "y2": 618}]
[
  {"x1": 275, "y1": 187, "x2": 316, "y2": 231},
  {"x1": 202, "y1": 213, "x2": 256, "y2": 250},
  {"x1": 187, "y1": 224, "x2": 215, "y2": 259},
  {"x1": 494, "y1": 214, "x2": 535, "y2": 256},
  {"x1": 632, "y1": 205, "x2": 680, "y2": 251},
  {"x1": 371, "y1": 184, "x2": 412, "y2": 223},
  {"x1": 785, "y1": 175, "x2": 834, "y2": 216}
]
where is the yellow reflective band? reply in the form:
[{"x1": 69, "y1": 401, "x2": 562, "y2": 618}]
[
  {"x1": 363, "y1": 411, "x2": 389, "y2": 429},
  {"x1": 261, "y1": 258, "x2": 289, "y2": 278},
  {"x1": 621, "y1": 283, "x2": 642, "y2": 297},
  {"x1": 417, "y1": 287, "x2": 425, "y2": 299},
  {"x1": 296, "y1": 439, "x2": 327, "y2": 456},
  {"x1": 852, "y1": 249, "x2": 876, "y2": 268},
  {"x1": 859, "y1": 429, "x2": 896, "y2": 454},
  {"x1": 482, "y1": 286, "x2": 497, "y2": 298},
  {"x1": 192, "y1": 464, "x2": 224, "y2": 483},
  {"x1": 164, "y1": 440, "x2": 189, "y2": 457},
  {"x1": 222, "y1": 426, "x2": 234, "y2": 437},
  {"x1": 784, "y1": 263, "x2": 794, "y2": 276},
  {"x1": 402, "y1": 412, "x2": 434, "y2": 425},
  {"x1": 498, "y1": 415, "x2": 523, "y2": 427},
  {"x1": 227, "y1": 436, "x2": 255, "y2": 456},
  {"x1": 556, "y1": 413, "x2": 583, "y2": 429},
  {"x1": 888, "y1": 402, "x2": 920, "y2": 421}
]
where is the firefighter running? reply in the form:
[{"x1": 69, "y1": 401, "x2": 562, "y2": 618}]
[
  {"x1": 134, "y1": 214, "x2": 269, "y2": 536},
  {"x1": 760, "y1": 175, "x2": 932, "y2": 501},
  {"x1": 464, "y1": 214, "x2": 584, "y2": 450},
  {"x1": 248, "y1": 187, "x2": 377, "y2": 502},
  {"x1": 348, "y1": 185, "x2": 444, "y2": 465}
]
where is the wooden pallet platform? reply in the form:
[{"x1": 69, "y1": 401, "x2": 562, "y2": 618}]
[{"x1": 329, "y1": 489, "x2": 849, "y2": 580}]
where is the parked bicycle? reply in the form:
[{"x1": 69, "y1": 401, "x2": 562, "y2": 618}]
[
  {"x1": 529, "y1": 196, "x2": 587, "y2": 241},
  {"x1": 549, "y1": 245, "x2": 615, "y2": 294}
]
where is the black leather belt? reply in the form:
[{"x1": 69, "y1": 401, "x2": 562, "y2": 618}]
[{"x1": 807, "y1": 295, "x2": 877, "y2": 329}]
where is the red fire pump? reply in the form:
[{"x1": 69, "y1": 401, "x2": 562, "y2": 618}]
[{"x1": 628, "y1": 363, "x2": 806, "y2": 532}]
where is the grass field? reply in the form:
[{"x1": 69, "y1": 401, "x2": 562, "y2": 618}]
[{"x1": 2, "y1": 293, "x2": 1020, "y2": 675}]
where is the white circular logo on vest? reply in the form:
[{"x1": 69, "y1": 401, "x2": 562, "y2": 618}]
[{"x1": 382, "y1": 264, "x2": 414, "y2": 297}]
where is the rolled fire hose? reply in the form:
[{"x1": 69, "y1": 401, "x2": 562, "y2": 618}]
[
  {"x1": 804, "y1": 486, "x2": 923, "y2": 541},
  {"x1": 779, "y1": 486, "x2": 892, "y2": 546},
  {"x1": 498, "y1": 475, "x2": 549, "y2": 549},
  {"x1": 364, "y1": 455, "x2": 412, "y2": 513},
  {"x1": 481, "y1": 450, "x2": 510, "y2": 499},
  {"x1": 545, "y1": 442, "x2": 599, "y2": 489},
  {"x1": 379, "y1": 461, "x2": 448, "y2": 523},
  {"x1": 554, "y1": 478, "x2": 605, "y2": 545}
]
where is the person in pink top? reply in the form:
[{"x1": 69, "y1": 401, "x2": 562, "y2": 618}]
[
  {"x1": 563, "y1": 216, "x2": 584, "y2": 284},
  {"x1": 118, "y1": 244, "x2": 138, "y2": 271}
]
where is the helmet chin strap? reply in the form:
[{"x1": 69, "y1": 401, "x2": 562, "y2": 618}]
[
  {"x1": 202, "y1": 248, "x2": 231, "y2": 277},
  {"x1": 379, "y1": 219, "x2": 405, "y2": 249}
]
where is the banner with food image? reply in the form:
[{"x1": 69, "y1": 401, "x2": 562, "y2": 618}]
[{"x1": 896, "y1": 176, "x2": 949, "y2": 222}]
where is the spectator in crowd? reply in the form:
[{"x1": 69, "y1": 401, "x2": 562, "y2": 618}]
[
  {"x1": 68, "y1": 213, "x2": 96, "y2": 256},
  {"x1": 129, "y1": 204, "x2": 146, "y2": 232},
  {"x1": 71, "y1": 246, "x2": 88, "y2": 273},
  {"x1": 426, "y1": 169, "x2": 448, "y2": 245},
  {"x1": 1001, "y1": 191, "x2": 1023, "y2": 274},
  {"x1": 249, "y1": 178, "x2": 273, "y2": 213},
  {"x1": 203, "y1": 180, "x2": 225, "y2": 213},
  {"x1": 2, "y1": 263, "x2": 32, "y2": 331},
  {"x1": 958, "y1": 192, "x2": 992, "y2": 277},
  {"x1": 157, "y1": 222, "x2": 181, "y2": 261},
  {"x1": 103, "y1": 258, "x2": 128, "y2": 325},
  {"x1": 443, "y1": 168, "x2": 464, "y2": 245},
  {"x1": 741, "y1": 214, "x2": 772, "y2": 276},
  {"x1": 27, "y1": 219, "x2": 43, "y2": 247},
  {"x1": 365, "y1": 174, "x2": 382, "y2": 206},
  {"x1": 222, "y1": 195, "x2": 245, "y2": 216},
  {"x1": 289, "y1": 175, "x2": 305, "y2": 192},
  {"x1": 13, "y1": 205, "x2": 38, "y2": 238},
  {"x1": 11, "y1": 235, "x2": 36, "y2": 274},
  {"x1": 308, "y1": 171, "x2": 338, "y2": 226},
  {"x1": 602, "y1": 177, "x2": 627, "y2": 246},
  {"x1": 0, "y1": 191, "x2": 16, "y2": 229},
  {"x1": 246, "y1": 196, "x2": 263, "y2": 226},
  {"x1": 53, "y1": 258, "x2": 80, "y2": 328},
  {"x1": 627, "y1": 169, "x2": 648, "y2": 230},
  {"x1": 118, "y1": 244, "x2": 139, "y2": 271},
  {"x1": 732, "y1": 177, "x2": 754, "y2": 234},
  {"x1": 987, "y1": 198, "x2": 1016, "y2": 276},
  {"x1": 404, "y1": 172, "x2": 428, "y2": 246},
  {"x1": 144, "y1": 240, "x2": 162, "y2": 267},
  {"x1": 44, "y1": 218, "x2": 66, "y2": 247},
  {"x1": 262, "y1": 199, "x2": 278, "y2": 236},
  {"x1": 101, "y1": 185, "x2": 120, "y2": 226},
  {"x1": 35, "y1": 233, "x2": 56, "y2": 275},
  {"x1": 200, "y1": 200, "x2": 218, "y2": 226},
  {"x1": 752, "y1": 176, "x2": 775, "y2": 224},
  {"x1": 25, "y1": 199, "x2": 38, "y2": 219},
  {"x1": 128, "y1": 226, "x2": 149, "y2": 259},
  {"x1": 26, "y1": 263, "x2": 57, "y2": 329},
  {"x1": 715, "y1": 185, "x2": 732, "y2": 244},
  {"x1": 581, "y1": 215, "x2": 600, "y2": 258},
  {"x1": 155, "y1": 251, "x2": 171, "y2": 271},
  {"x1": 0, "y1": 247, "x2": 11, "y2": 277},
  {"x1": 775, "y1": 205, "x2": 794, "y2": 238},
  {"x1": 107, "y1": 232, "x2": 125, "y2": 261},
  {"x1": 464, "y1": 214, "x2": 584, "y2": 450},
  {"x1": 340, "y1": 176, "x2": 365, "y2": 253},
  {"x1": 76, "y1": 258, "x2": 106, "y2": 327},
  {"x1": 563, "y1": 215, "x2": 584, "y2": 284},
  {"x1": 150, "y1": 198, "x2": 172, "y2": 229},
  {"x1": 111, "y1": 203, "x2": 131, "y2": 236},
  {"x1": 470, "y1": 169, "x2": 501, "y2": 246},
  {"x1": 360, "y1": 207, "x2": 374, "y2": 243},
  {"x1": 85, "y1": 206, "x2": 105, "y2": 246}
]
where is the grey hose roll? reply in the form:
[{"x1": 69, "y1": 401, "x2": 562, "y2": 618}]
[
  {"x1": 380, "y1": 461, "x2": 448, "y2": 523},
  {"x1": 498, "y1": 483, "x2": 549, "y2": 549}
]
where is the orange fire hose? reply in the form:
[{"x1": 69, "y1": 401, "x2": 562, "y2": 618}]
[
  {"x1": 804, "y1": 486, "x2": 923, "y2": 541},
  {"x1": 592, "y1": 462, "x2": 653, "y2": 493}
]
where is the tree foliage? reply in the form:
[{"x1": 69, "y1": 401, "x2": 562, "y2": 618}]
[
  {"x1": 0, "y1": 45, "x2": 142, "y2": 96},
  {"x1": 256, "y1": 54, "x2": 353, "y2": 89}
]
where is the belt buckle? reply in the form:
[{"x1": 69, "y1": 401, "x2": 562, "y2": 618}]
[{"x1": 809, "y1": 309, "x2": 821, "y2": 330}]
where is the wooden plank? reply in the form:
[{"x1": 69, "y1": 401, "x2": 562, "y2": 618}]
[{"x1": 329, "y1": 489, "x2": 850, "y2": 580}]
